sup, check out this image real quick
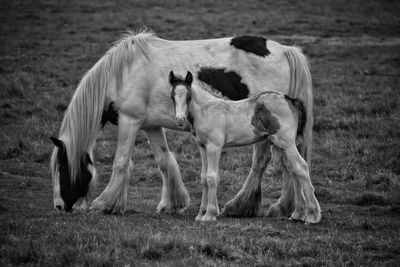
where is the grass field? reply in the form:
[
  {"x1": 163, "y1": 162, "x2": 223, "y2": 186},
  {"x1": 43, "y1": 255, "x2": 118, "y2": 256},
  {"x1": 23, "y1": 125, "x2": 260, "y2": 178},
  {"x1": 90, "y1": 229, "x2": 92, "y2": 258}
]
[{"x1": 1, "y1": 0, "x2": 400, "y2": 265}]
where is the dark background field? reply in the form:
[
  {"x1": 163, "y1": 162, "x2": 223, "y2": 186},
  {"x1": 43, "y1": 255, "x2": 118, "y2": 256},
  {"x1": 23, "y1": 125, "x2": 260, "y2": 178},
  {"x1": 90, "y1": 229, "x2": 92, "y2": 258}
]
[{"x1": 1, "y1": 0, "x2": 400, "y2": 265}]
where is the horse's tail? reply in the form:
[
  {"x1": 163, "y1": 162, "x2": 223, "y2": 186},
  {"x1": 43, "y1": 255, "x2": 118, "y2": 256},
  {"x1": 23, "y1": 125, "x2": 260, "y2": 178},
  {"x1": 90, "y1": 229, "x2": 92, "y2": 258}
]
[{"x1": 283, "y1": 46, "x2": 313, "y2": 166}]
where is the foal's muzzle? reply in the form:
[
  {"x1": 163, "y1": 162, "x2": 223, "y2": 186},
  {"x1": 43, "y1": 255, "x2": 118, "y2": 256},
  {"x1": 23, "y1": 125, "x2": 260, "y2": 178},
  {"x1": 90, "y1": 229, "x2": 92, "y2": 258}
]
[{"x1": 176, "y1": 117, "x2": 186, "y2": 129}]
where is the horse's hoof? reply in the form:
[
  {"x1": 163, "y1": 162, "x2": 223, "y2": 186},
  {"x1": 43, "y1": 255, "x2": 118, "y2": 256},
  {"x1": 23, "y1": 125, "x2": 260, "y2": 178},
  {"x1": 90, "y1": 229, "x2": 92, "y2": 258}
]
[
  {"x1": 304, "y1": 208, "x2": 321, "y2": 224},
  {"x1": 90, "y1": 199, "x2": 105, "y2": 211},
  {"x1": 177, "y1": 207, "x2": 187, "y2": 214},
  {"x1": 289, "y1": 210, "x2": 306, "y2": 222},
  {"x1": 266, "y1": 203, "x2": 285, "y2": 218},
  {"x1": 221, "y1": 199, "x2": 259, "y2": 217},
  {"x1": 156, "y1": 201, "x2": 171, "y2": 213}
]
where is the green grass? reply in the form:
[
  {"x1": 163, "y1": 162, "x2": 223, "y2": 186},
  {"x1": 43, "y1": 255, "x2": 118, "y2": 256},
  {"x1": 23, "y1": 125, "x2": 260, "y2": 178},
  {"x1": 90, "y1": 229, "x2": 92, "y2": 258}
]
[{"x1": 1, "y1": 0, "x2": 400, "y2": 265}]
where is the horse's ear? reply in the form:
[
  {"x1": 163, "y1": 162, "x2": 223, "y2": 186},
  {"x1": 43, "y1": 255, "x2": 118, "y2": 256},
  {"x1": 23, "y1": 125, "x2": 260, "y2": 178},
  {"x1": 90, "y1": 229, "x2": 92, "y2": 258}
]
[
  {"x1": 50, "y1": 137, "x2": 63, "y2": 148},
  {"x1": 185, "y1": 71, "x2": 193, "y2": 85},
  {"x1": 169, "y1": 70, "x2": 175, "y2": 85}
]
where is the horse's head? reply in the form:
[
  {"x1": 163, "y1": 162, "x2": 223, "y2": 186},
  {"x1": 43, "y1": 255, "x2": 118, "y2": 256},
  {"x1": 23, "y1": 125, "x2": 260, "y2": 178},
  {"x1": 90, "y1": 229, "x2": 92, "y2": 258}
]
[
  {"x1": 169, "y1": 70, "x2": 193, "y2": 129},
  {"x1": 50, "y1": 137, "x2": 94, "y2": 212}
]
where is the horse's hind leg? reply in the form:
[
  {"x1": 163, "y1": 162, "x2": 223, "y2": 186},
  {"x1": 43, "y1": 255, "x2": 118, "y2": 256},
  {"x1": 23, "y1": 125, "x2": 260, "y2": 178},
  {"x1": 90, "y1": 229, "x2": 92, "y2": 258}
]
[
  {"x1": 221, "y1": 140, "x2": 271, "y2": 217},
  {"x1": 144, "y1": 127, "x2": 190, "y2": 214},
  {"x1": 266, "y1": 153, "x2": 295, "y2": 218},
  {"x1": 283, "y1": 144, "x2": 321, "y2": 224},
  {"x1": 91, "y1": 114, "x2": 141, "y2": 214}
]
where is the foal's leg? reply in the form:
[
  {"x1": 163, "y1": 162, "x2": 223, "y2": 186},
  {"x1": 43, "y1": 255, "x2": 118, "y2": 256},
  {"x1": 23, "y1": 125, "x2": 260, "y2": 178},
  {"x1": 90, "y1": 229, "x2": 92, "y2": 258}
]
[
  {"x1": 283, "y1": 144, "x2": 321, "y2": 224},
  {"x1": 221, "y1": 140, "x2": 271, "y2": 217},
  {"x1": 195, "y1": 145, "x2": 208, "y2": 221},
  {"x1": 266, "y1": 153, "x2": 295, "y2": 218},
  {"x1": 144, "y1": 127, "x2": 190, "y2": 213},
  {"x1": 91, "y1": 114, "x2": 141, "y2": 214},
  {"x1": 201, "y1": 143, "x2": 222, "y2": 221}
]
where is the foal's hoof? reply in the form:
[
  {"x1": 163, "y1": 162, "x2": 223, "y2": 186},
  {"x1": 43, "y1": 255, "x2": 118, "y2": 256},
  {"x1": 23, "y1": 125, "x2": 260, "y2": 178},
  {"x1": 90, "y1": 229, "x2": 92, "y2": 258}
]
[{"x1": 200, "y1": 214, "x2": 217, "y2": 222}]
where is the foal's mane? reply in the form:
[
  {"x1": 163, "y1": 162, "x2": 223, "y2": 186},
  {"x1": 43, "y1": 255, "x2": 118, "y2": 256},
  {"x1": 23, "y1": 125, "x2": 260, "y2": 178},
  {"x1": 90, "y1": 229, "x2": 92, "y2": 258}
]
[{"x1": 50, "y1": 29, "x2": 157, "y2": 183}]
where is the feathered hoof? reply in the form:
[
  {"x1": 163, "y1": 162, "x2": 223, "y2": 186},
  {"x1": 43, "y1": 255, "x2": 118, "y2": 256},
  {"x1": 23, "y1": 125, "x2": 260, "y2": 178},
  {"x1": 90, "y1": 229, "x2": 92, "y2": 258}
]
[
  {"x1": 304, "y1": 207, "x2": 321, "y2": 224},
  {"x1": 195, "y1": 214, "x2": 203, "y2": 221},
  {"x1": 90, "y1": 198, "x2": 125, "y2": 215},
  {"x1": 265, "y1": 203, "x2": 287, "y2": 218},
  {"x1": 73, "y1": 200, "x2": 89, "y2": 212},
  {"x1": 289, "y1": 208, "x2": 321, "y2": 224},
  {"x1": 220, "y1": 194, "x2": 261, "y2": 218},
  {"x1": 156, "y1": 197, "x2": 190, "y2": 214},
  {"x1": 199, "y1": 214, "x2": 217, "y2": 222}
]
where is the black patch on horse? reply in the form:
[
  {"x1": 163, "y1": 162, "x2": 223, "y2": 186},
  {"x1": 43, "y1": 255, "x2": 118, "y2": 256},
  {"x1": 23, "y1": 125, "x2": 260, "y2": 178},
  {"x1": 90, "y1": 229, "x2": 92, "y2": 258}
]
[
  {"x1": 197, "y1": 68, "x2": 249, "y2": 100},
  {"x1": 284, "y1": 95, "x2": 306, "y2": 138},
  {"x1": 51, "y1": 139, "x2": 92, "y2": 212},
  {"x1": 251, "y1": 103, "x2": 280, "y2": 135},
  {"x1": 101, "y1": 102, "x2": 118, "y2": 127},
  {"x1": 230, "y1": 36, "x2": 270, "y2": 57}
]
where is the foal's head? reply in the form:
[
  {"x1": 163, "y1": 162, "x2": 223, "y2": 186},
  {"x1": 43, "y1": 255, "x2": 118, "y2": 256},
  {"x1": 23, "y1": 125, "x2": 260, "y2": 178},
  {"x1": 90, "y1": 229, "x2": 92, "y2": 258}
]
[{"x1": 169, "y1": 70, "x2": 193, "y2": 129}]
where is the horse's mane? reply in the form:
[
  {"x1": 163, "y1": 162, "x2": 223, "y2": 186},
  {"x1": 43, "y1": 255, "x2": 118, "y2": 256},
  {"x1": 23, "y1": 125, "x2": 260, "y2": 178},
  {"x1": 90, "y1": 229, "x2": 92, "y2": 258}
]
[{"x1": 50, "y1": 29, "x2": 157, "y2": 183}]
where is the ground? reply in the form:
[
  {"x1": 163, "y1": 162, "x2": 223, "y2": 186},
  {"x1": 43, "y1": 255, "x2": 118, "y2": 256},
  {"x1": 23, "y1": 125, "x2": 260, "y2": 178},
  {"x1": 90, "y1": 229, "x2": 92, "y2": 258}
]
[{"x1": 1, "y1": 0, "x2": 400, "y2": 266}]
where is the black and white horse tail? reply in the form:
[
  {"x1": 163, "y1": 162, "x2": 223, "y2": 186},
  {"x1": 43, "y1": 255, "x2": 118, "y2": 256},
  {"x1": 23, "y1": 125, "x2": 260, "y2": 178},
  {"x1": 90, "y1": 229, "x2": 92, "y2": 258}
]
[{"x1": 284, "y1": 46, "x2": 313, "y2": 166}]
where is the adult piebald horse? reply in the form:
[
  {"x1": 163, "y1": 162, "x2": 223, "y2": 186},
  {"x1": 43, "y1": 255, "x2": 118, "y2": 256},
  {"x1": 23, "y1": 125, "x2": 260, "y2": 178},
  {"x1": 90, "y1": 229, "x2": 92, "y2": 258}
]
[{"x1": 50, "y1": 30, "x2": 315, "y2": 222}]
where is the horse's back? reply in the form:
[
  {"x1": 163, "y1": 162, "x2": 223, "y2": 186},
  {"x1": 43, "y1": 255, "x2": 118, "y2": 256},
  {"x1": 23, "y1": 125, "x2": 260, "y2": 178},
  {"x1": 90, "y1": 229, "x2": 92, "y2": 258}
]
[{"x1": 143, "y1": 35, "x2": 291, "y2": 98}]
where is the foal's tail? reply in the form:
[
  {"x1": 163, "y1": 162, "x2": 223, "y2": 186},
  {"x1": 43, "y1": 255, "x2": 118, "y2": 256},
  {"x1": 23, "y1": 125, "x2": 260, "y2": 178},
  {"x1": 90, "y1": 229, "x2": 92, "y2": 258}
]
[
  {"x1": 283, "y1": 46, "x2": 313, "y2": 166},
  {"x1": 284, "y1": 95, "x2": 307, "y2": 142}
]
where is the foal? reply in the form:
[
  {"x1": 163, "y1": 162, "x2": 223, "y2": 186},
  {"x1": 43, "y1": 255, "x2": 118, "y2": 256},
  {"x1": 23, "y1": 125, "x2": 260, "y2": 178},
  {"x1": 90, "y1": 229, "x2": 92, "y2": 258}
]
[{"x1": 169, "y1": 71, "x2": 321, "y2": 223}]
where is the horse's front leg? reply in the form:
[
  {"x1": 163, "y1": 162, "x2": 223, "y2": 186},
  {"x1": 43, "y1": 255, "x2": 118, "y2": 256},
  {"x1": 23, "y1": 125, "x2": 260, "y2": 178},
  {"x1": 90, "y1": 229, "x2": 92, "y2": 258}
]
[
  {"x1": 195, "y1": 145, "x2": 208, "y2": 221},
  {"x1": 144, "y1": 127, "x2": 190, "y2": 214},
  {"x1": 221, "y1": 140, "x2": 271, "y2": 217},
  {"x1": 91, "y1": 114, "x2": 142, "y2": 214},
  {"x1": 200, "y1": 143, "x2": 221, "y2": 222}
]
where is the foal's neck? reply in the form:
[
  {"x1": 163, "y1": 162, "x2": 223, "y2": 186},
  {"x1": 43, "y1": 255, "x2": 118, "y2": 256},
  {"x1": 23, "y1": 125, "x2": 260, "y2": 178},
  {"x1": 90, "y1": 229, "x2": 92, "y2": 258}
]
[
  {"x1": 189, "y1": 85, "x2": 251, "y2": 119},
  {"x1": 190, "y1": 85, "x2": 218, "y2": 106}
]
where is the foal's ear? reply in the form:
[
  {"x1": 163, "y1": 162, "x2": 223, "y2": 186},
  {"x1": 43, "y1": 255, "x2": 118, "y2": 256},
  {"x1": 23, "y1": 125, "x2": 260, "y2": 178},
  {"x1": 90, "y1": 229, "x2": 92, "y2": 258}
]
[
  {"x1": 169, "y1": 70, "x2": 175, "y2": 85},
  {"x1": 50, "y1": 137, "x2": 63, "y2": 148},
  {"x1": 185, "y1": 71, "x2": 193, "y2": 85}
]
